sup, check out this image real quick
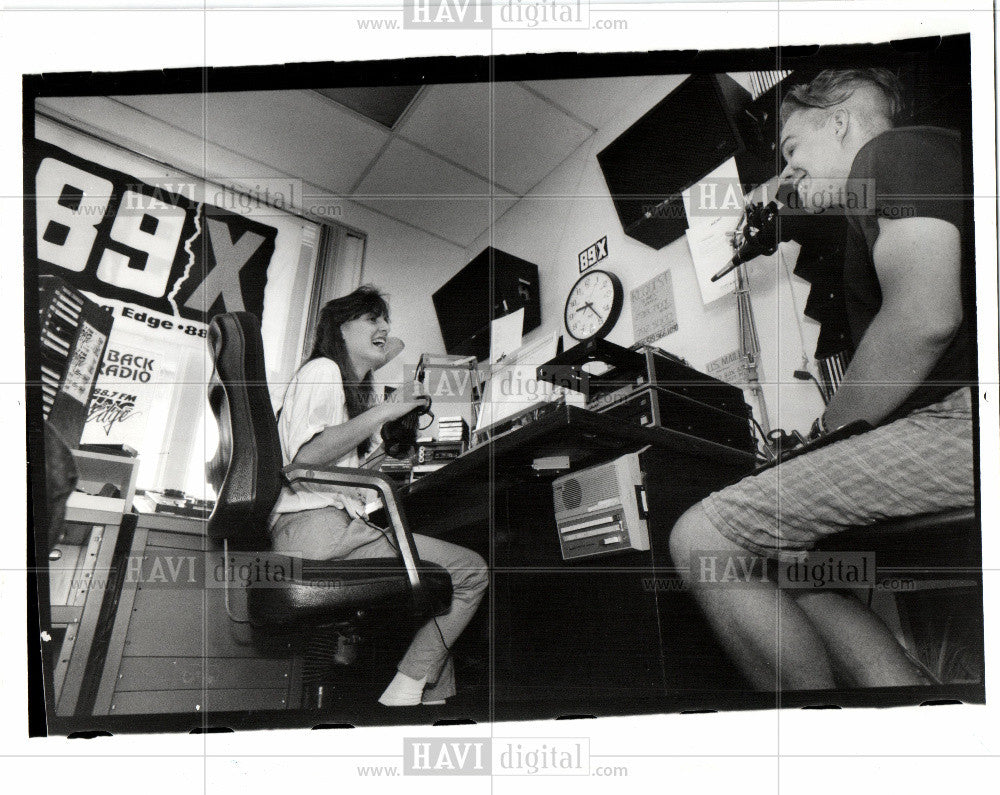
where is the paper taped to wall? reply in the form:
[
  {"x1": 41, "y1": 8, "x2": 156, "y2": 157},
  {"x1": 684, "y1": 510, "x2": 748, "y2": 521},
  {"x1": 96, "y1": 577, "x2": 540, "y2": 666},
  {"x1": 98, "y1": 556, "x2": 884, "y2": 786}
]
[{"x1": 681, "y1": 157, "x2": 744, "y2": 305}]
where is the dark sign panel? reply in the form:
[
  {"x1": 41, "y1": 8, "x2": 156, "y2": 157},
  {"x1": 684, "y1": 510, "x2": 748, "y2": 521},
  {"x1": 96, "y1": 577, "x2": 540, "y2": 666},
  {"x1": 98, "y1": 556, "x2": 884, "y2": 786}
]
[{"x1": 30, "y1": 141, "x2": 278, "y2": 323}]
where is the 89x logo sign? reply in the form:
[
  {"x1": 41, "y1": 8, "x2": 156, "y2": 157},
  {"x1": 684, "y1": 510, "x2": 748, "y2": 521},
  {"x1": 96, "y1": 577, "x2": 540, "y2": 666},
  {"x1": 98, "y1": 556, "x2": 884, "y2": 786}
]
[{"x1": 30, "y1": 141, "x2": 278, "y2": 323}]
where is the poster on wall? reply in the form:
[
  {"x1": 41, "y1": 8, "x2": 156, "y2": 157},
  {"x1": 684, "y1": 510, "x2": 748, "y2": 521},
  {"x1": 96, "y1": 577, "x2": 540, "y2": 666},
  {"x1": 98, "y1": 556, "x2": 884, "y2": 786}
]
[
  {"x1": 682, "y1": 157, "x2": 742, "y2": 305},
  {"x1": 630, "y1": 269, "x2": 678, "y2": 346},
  {"x1": 704, "y1": 349, "x2": 749, "y2": 388},
  {"x1": 81, "y1": 338, "x2": 156, "y2": 449},
  {"x1": 30, "y1": 140, "x2": 280, "y2": 330}
]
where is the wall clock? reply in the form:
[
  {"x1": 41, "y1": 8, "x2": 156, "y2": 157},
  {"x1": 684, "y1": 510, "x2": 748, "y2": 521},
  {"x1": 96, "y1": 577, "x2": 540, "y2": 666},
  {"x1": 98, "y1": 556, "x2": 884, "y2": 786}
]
[{"x1": 564, "y1": 269, "x2": 623, "y2": 341}]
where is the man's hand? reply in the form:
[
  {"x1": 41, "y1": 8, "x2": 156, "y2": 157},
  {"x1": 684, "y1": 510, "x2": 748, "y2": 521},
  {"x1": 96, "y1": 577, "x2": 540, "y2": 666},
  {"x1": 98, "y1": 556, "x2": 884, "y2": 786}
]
[{"x1": 822, "y1": 215, "x2": 962, "y2": 428}]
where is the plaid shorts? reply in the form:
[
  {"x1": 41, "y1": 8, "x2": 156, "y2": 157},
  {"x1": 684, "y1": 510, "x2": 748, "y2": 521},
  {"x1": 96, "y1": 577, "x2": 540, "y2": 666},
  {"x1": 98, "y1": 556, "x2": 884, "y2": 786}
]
[{"x1": 700, "y1": 388, "x2": 975, "y2": 563}]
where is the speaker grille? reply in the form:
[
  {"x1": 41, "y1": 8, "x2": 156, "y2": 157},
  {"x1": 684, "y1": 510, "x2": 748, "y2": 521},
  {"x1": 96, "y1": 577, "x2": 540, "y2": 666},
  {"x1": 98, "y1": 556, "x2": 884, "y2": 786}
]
[
  {"x1": 558, "y1": 478, "x2": 582, "y2": 510},
  {"x1": 554, "y1": 463, "x2": 619, "y2": 513}
]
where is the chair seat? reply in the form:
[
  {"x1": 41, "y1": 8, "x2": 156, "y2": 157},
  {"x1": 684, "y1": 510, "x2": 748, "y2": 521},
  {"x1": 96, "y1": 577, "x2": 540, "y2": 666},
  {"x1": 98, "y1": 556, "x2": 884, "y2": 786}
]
[
  {"x1": 817, "y1": 507, "x2": 979, "y2": 569},
  {"x1": 247, "y1": 556, "x2": 453, "y2": 629},
  {"x1": 860, "y1": 507, "x2": 976, "y2": 537},
  {"x1": 819, "y1": 507, "x2": 976, "y2": 545}
]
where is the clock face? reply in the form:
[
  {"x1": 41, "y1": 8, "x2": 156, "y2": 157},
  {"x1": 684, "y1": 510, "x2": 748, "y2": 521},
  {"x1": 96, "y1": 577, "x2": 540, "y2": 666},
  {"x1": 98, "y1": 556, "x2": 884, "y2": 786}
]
[{"x1": 564, "y1": 270, "x2": 623, "y2": 340}]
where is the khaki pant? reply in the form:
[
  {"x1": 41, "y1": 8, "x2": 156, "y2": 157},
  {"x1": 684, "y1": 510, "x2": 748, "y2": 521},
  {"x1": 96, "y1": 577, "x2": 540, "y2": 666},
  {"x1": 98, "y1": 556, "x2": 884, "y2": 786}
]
[{"x1": 271, "y1": 506, "x2": 488, "y2": 701}]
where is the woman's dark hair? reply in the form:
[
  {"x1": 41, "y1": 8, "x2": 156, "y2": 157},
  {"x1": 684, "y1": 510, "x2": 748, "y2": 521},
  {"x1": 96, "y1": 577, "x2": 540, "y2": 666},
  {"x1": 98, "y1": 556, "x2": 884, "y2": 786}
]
[{"x1": 307, "y1": 285, "x2": 389, "y2": 455}]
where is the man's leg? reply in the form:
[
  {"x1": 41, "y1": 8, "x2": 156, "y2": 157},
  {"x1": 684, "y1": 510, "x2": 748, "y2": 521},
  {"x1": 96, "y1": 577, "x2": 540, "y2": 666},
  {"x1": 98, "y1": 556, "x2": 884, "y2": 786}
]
[
  {"x1": 674, "y1": 388, "x2": 974, "y2": 690},
  {"x1": 790, "y1": 590, "x2": 926, "y2": 687},
  {"x1": 669, "y1": 504, "x2": 837, "y2": 690},
  {"x1": 672, "y1": 508, "x2": 928, "y2": 690}
]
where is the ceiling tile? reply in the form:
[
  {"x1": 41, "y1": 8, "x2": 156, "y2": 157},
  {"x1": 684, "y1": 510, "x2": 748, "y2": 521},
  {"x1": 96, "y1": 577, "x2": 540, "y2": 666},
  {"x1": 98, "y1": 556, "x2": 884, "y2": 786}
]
[
  {"x1": 396, "y1": 83, "x2": 492, "y2": 182},
  {"x1": 354, "y1": 138, "x2": 497, "y2": 246},
  {"x1": 491, "y1": 83, "x2": 593, "y2": 195},
  {"x1": 314, "y1": 85, "x2": 421, "y2": 128},
  {"x1": 522, "y1": 75, "x2": 662, "y2": 129},
  {"x1": 355, "y1": 197, "x2": 492, "y2": 248},
  {"x1": 115, "y1": 90, "x2": 389, "y2": 193},
  {"x1": 491, "y1": 196, "x2": 519, "y2": 220},
  {"x1": 355, "y1": 137, "x2": 492, "y2": 199}
]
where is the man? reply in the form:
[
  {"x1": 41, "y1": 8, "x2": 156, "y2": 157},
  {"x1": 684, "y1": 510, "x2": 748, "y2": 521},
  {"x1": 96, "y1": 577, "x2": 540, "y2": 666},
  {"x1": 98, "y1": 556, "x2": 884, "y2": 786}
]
[{"x1": 669, "y1": 69, "x2": 976, "y2": 690}]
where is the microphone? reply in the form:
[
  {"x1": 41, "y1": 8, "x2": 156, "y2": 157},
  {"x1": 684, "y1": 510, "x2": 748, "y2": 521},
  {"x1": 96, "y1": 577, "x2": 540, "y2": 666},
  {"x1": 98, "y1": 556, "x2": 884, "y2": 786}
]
[{"x1": 710, "y1": 200, "x2": 781, "y2": 283}]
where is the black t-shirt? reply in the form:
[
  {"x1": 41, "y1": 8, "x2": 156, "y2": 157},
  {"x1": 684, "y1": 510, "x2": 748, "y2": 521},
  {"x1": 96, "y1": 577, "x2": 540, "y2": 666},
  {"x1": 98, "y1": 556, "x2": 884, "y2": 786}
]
[{"x1": 843, "y1": 125, "x2": 976, "y2": 422}]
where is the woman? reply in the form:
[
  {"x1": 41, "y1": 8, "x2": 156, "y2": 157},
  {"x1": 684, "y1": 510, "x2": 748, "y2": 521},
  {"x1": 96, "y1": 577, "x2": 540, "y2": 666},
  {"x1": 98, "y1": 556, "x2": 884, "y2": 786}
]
[{"x1": 269, "y1": 285, "x2": 488, "y2": 706}]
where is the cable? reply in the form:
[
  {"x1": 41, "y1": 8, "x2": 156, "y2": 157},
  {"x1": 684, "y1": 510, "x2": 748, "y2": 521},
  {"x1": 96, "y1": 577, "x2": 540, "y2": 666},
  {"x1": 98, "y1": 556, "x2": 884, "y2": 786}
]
[
  {"x1": 793, "y1": 368, "x2": 831, "y2": 405},
  {"x1": 750, "y1": 416, "x2": 777, "y2": 462},
  {"x1": 432, "y1": 617, "x2": 452, "y2": 654},
  {"x1": 362, "y1": 450, "x2": 389, "y2": 469},
  {"x1": 361, "y1": 517, "x2": 451, "y2": 654},
  {"x1": 361, "y1": 516, "x2": 398, "y2": 550}
]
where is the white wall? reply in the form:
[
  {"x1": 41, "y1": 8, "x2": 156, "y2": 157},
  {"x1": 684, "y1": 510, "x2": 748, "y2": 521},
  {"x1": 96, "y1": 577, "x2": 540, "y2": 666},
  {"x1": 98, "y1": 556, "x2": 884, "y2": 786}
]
[
  {"x1": 355, "y1": 207, "x2": 466, "y2": 386},
  {"x1": 464, "y1": 75, "x2": 825, "y2": 433}
]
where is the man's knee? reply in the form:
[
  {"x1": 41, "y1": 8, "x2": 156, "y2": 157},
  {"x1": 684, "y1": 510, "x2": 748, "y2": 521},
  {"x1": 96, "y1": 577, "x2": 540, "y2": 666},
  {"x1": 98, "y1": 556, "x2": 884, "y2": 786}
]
[
  {"x1": 668, "y1": 503, "x2": 747, "y2": 582},
  {"x1": 668, "y1": 503, "x2": 710, "y2": 575}
]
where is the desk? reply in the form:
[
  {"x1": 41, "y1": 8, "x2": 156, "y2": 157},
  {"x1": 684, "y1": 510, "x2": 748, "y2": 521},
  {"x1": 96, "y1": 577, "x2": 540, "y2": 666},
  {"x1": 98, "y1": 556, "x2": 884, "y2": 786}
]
[
  {"x1": 405, "y1": 405, "x2": 753, "y2": 536},
  {"x1": 402, "y1": 406, "x2": 758, "y2": 719},
  {"x1": 50, "y1": 493, "x2": 129, "y2": 716}
]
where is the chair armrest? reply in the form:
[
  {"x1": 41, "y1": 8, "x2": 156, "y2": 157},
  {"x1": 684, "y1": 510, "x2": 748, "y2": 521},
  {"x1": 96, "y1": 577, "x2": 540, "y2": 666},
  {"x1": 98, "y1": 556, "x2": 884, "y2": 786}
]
[{"x1": 281, "y1": 465, "x2": 426, "y2": 599}]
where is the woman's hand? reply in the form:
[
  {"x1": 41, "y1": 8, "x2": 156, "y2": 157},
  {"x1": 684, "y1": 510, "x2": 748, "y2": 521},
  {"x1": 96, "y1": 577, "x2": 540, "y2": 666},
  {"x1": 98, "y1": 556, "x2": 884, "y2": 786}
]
[
  {"x1": 379, "y1": 336, "x2": 405, "y2": 366},
  {"x1": 379, "y1": 391, "x2": 430, "y2": 423},
  {"x1": 292, "y1": 392, "x2": 428, "y2": 467}
]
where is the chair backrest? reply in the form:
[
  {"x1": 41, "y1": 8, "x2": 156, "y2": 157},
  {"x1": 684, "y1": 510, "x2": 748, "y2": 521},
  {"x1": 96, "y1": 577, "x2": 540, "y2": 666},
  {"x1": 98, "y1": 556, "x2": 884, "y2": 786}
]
[{"x1": 205, "y1": 312, "x2": 283, "y2": 547}]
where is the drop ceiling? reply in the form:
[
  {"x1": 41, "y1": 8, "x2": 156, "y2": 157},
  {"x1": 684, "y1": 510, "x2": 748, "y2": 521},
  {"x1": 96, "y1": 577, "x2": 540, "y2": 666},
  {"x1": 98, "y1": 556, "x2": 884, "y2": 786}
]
[
  {"x1": 41, "y1": 71, "x2": 782, "y2": 249},
  {"x1": 94, "y1": 76, "x2": 665, "y2": 248}
]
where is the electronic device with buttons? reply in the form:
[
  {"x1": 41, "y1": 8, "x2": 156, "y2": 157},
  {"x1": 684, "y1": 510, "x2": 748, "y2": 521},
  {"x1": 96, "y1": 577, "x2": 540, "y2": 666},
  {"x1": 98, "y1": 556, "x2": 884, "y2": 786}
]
[
  {"x1": 537, "y1": 338, "x2": 756, "y2": 454},
  {"x1": 37, "y1": 274, "x2": 114, "y2": 449},
  {"x1": 551, "y1": 451, "x2": 650, "y2": 560}
]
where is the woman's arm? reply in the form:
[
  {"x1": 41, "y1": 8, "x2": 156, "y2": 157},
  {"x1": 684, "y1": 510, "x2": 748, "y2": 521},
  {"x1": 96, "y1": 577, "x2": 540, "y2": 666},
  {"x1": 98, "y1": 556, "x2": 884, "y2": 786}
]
[{"x1": 291, "y1": 395, "x2": 427, "y2": 467}]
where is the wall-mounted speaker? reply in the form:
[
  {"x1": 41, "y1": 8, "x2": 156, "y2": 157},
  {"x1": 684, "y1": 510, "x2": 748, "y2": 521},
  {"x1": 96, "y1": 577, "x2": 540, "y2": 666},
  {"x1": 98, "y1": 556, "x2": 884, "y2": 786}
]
[
  {"x1": 597, "y1": 73, "x2": 752, "y2": 250},
  {"x1": 432, "y1": 246, "x2": 541, "y2": 362}
]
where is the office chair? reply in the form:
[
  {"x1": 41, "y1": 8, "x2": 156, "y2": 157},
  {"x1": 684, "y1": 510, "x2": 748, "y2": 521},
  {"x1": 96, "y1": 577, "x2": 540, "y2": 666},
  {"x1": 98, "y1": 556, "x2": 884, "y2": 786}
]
[
  {"x1": 205, "y1": 311, "x2": 453, "y2": 708},
  {"x1": 825, "y1": 508, "x2": 981, "y2": 681}
]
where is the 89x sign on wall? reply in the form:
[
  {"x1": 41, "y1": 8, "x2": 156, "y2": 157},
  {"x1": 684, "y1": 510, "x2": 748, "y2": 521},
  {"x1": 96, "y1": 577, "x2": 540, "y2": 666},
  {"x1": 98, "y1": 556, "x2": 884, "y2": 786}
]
[{"x1": 29, "y1": 141, "x2": 279, "y2": 322}]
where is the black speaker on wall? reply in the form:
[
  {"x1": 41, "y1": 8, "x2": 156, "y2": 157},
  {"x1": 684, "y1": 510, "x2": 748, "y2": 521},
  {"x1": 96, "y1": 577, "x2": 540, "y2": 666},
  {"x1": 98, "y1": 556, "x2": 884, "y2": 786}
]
[
  {"x1": 597, "y1": 73, "x2": 754, "y2": 250},
  {"x1": 432, "y1": 247, "x2": 541, "y2": 362}
]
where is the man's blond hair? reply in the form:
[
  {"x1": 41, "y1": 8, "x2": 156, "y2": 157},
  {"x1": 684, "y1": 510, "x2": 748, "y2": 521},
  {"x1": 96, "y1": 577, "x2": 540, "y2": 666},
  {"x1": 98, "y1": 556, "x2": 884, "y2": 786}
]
[{"x1": 779, "y1": 69, "x2": 903, "y2": 133}]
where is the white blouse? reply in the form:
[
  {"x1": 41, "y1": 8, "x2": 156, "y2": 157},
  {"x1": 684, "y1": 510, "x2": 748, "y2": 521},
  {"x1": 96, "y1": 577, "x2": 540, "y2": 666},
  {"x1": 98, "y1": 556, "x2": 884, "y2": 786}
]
[{"x1": 269, "y1": 357, "x2": 376, "y2": 522}]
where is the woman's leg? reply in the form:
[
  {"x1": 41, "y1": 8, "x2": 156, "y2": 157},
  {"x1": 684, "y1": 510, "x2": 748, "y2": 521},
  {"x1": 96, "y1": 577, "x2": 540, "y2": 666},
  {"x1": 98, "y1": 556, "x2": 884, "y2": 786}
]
[
  {"x1": 335, "y1": 523, "x2": 488, "y2": 704},
  {"x1": 274, "y1": 511, "x2": 488, "y2": 703},
  {"x1": 420, "y1": 657, "x2": 454, "y2": 704},
  {"x1": 270, "y1": 506, "x2": 385, "y2": 559},
  {"x1": 395, "y1": 534, "x2": 488, "y2": 698}
]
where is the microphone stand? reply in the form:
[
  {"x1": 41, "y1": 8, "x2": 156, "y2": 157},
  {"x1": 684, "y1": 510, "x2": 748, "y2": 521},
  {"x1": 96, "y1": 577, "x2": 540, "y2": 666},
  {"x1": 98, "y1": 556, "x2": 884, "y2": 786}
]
[
  {"x1": 735, "y1": 261, "x2": 770, "y2": 436},
  {"x1": 720, "y1": 192, "x2": 781, "y2": 438}
]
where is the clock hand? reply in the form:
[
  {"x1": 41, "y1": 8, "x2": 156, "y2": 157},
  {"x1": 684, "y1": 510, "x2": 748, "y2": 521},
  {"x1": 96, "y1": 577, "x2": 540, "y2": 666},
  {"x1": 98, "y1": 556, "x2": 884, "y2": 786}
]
[{"x1": 585, "y1": 303, "x2": 602, "y2": 320}]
